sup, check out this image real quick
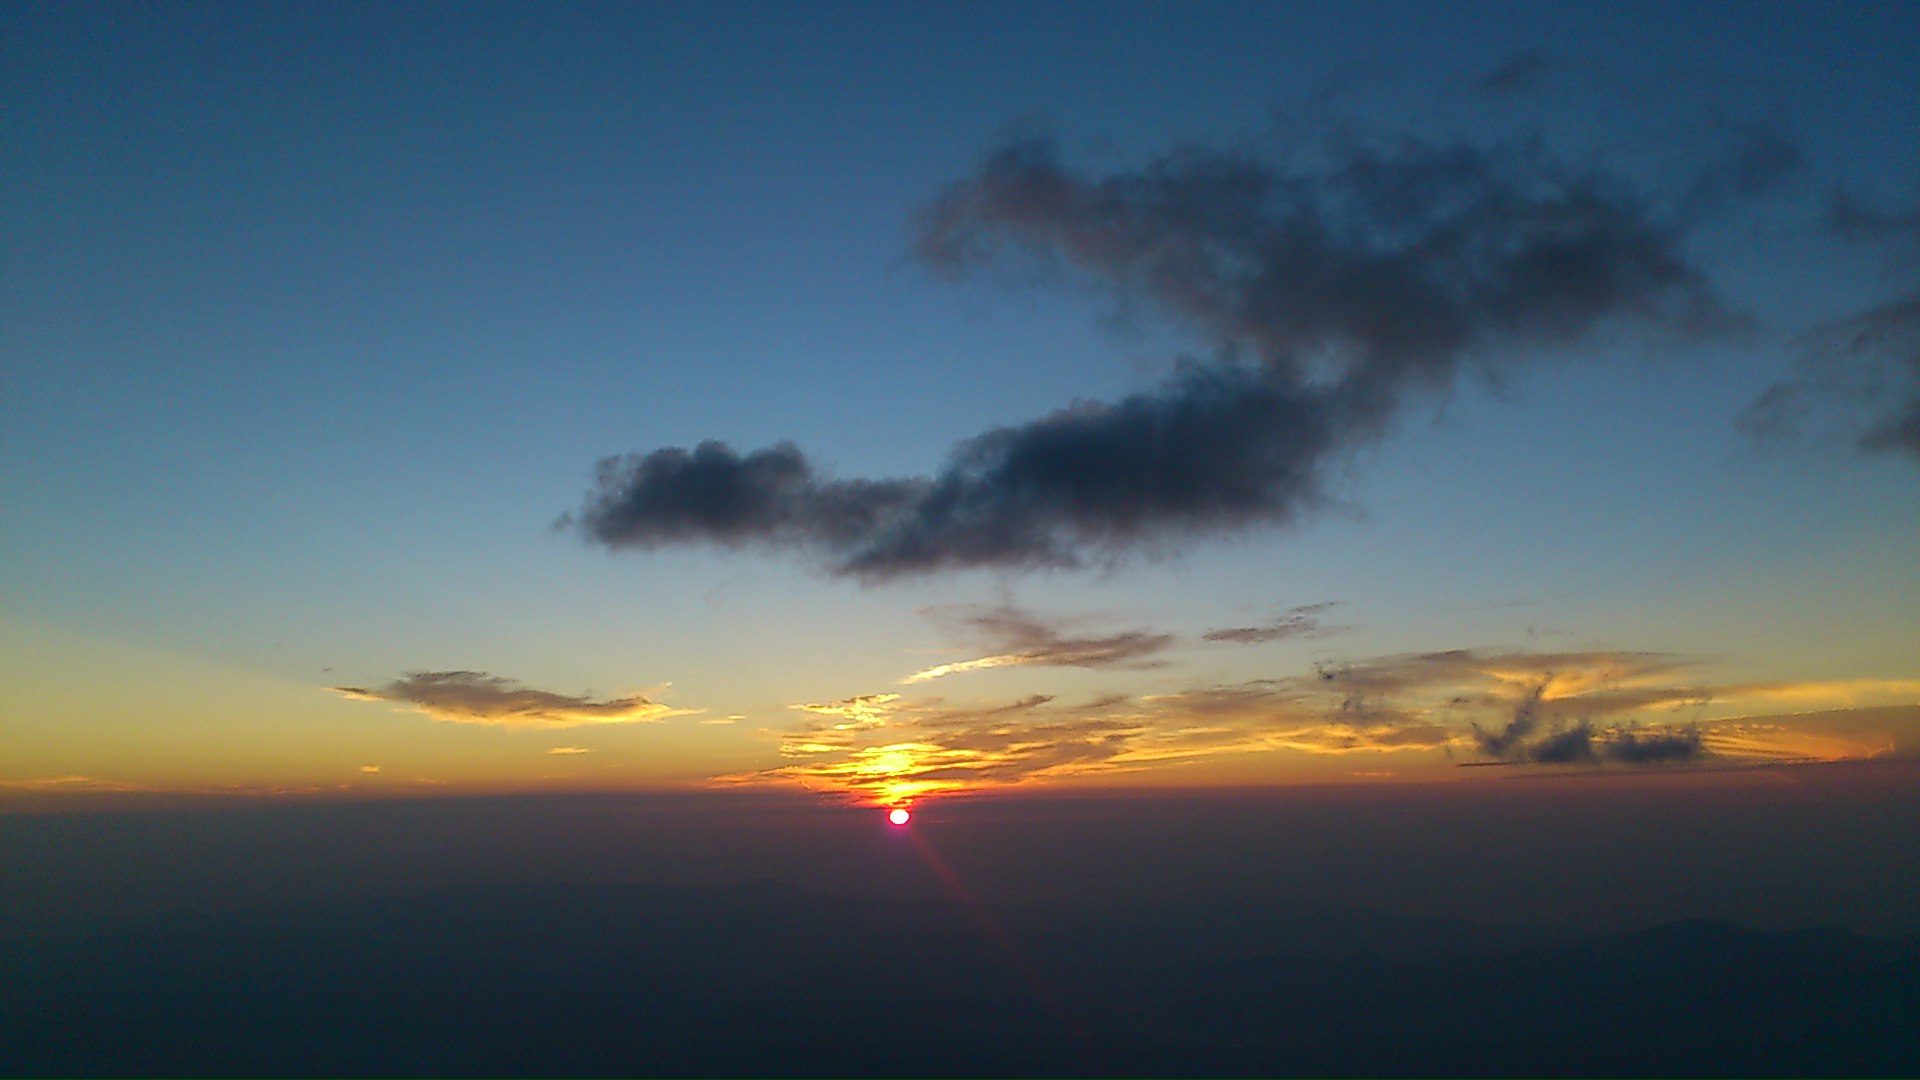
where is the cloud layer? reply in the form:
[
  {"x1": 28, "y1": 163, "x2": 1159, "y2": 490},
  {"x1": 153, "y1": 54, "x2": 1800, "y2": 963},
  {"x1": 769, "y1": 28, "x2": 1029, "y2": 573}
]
[
  {"x1": 331, "y1": 671, "x2": 689, "y2": 729},
  {"x1": 711, "y1": 646, "x2": 1902, "y2": 803},
  {"x1": 572, "y1": 132, "x2": 1728, "y2": 579},
  {"x1": 718, "y1": 686, "x2": 1454, "y2": 805}
]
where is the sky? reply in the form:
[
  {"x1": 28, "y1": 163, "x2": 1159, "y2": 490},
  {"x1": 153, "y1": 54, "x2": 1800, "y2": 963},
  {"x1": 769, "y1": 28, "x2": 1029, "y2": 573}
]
[{"x1": 4, "y1": 1, "x2": 1919, "y2": 817}]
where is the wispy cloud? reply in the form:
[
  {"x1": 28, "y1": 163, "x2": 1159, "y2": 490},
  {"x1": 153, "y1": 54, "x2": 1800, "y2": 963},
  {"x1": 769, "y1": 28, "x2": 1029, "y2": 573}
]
[
  {"x1": 330, "y1": 671, "x2": 695, "y2": 729},
  {"x1": 1203, "y1": 601, "x2": 1346, "y2": 644},
  {"x1": 1741, "y1": 191, "x2": 1920, "y2": 461},
  {"x1": 1475, "y1": 48, "x2": 1556, "y2": 97},
  {"x1": 1723, "y1": 678, "x2": 1920, "y2": 708},
  {"x1": 902, "y1": 603, "x2": 1174, "y2": 683},
  {"x1": 358, "y1": 764, "x2": 381, "y2": 773},
  {"x1": 1311, "y1": 649, "x2": 1699, "y2": 705},
  {"x1": 1312, "y1": 648, "x2": 1713, "y2": 764},
  {"x1": 1312, "y1": 651, "x2": 1920, "y2": 766},
  {"x1": 1698, "y1": 705, "x2": 1918, "y2": 763},
  {"x1": 724, "y1": 648, "x2": 1916, "y2": 802},
  {"x1": 571, "y1": 122, "x2": 1742, "y2": 579},
  {"x1": 718, "y1": 680, "x2": 1458, "y2": 805},
  {"x1": 545, "y1": 746, "x2": 594, "y2": 755},
  {"x1": 0, "y1": 774, "x2": 148, "y2": 793},
  {"x1": 718, "y1": 692, "x2": 1144, "y2": 804},
  {"x1": 1675, "y1": 120, "x2": 1802, "y2": 220}
]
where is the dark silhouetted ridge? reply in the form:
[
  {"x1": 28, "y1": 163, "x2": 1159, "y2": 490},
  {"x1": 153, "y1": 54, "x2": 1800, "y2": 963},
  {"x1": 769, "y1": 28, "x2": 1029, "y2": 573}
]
[{"x1": 5, "y1": 881, "x2": 1915, "y2": 1077}]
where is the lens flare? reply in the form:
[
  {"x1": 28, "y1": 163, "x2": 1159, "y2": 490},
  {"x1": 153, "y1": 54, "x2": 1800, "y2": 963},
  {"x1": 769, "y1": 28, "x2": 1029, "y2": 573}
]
[{"x1": 887, "y1": 808, "x2": 911, "y2": 826}]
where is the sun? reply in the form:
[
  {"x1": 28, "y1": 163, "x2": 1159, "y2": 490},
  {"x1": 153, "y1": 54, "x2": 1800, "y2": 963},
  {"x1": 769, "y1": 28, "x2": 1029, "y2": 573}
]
[{"x1": 887, "y1": 808, "x2": 911, "y2": 826}]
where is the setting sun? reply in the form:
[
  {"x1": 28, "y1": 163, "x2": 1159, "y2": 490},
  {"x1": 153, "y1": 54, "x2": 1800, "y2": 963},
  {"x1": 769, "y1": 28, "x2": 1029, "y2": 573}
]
[{"x1": 887, "y1": 808, "x2": 911, "y2": 826}]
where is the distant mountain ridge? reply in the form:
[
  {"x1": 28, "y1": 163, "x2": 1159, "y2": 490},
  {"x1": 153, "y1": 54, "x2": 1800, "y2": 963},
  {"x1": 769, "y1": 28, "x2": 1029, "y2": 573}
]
[{"x1": 5, "y1": 879, "x2": 1915, "y2": 1077}]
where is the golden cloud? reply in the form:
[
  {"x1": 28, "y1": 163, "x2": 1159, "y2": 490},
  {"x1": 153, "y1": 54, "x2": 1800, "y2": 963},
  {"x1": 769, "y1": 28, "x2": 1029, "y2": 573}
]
[
  {"x1": 0, "y1": 774, "x2": 148, "y2": 793},
  {"x1": 717, "y1": 681, "x2": 1460, "y2": 804},
  {"x1": 720, "y1": 648, "x2": 1917, "y2": 801}
]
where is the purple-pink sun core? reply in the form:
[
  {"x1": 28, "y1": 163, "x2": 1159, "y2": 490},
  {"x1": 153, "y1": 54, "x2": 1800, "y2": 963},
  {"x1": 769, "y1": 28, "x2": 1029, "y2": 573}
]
[{"x1": 887, "y1": 808, "x2": 911, "y2": 826}]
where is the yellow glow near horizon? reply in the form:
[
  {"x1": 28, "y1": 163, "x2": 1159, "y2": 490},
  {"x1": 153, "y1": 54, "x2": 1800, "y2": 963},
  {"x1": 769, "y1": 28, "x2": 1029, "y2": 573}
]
[{"x1": 7, "y1": 612, "x2": 1916, "y2": 806}]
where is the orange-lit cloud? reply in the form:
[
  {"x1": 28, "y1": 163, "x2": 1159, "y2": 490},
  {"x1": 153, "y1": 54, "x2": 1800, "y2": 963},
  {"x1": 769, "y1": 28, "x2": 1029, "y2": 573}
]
[
  {"x1": 1721, "y1": 679, "x2": 1920, "y2": 708},
  {"x1": 716, "y1": 681, "x2": 1460, "y2": 804},
  {"x1": 720, "y1": 692, "x2": 1144, "y2": 804},
  {"x1": 1699, "y1": 705, "x2": 1919, "y2": 763},
  {"x1": 330, "y1": 670, "x2": 696, "y2": 729},
  {"x1": 720, "y1": 647, "x2": 1918, "y2": 803},
  {"x1": 545, "y1": 747, "x2": 594, "y2": 756},
  {"x1": 1306, "y1": 651, "x2": 1918, "y2": 765}
]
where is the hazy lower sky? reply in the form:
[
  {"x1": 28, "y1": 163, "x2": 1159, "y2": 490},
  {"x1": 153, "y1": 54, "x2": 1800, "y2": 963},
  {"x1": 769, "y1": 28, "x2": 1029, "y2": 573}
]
[{"x1": 4, "y1": 1, "x2": 1917, "y2": 810}]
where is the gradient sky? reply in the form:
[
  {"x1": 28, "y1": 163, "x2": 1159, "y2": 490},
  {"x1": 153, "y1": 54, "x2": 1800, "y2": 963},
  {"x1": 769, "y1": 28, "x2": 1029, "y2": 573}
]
[{"x1": 4, "y1": 1, "x2": 1917, "y2": 810}]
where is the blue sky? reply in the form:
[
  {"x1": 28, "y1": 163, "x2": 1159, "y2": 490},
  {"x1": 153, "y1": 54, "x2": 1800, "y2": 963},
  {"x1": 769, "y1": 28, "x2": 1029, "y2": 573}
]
[{"x1": 3, "y1": 1, "x2": 1917, "y2": 801}]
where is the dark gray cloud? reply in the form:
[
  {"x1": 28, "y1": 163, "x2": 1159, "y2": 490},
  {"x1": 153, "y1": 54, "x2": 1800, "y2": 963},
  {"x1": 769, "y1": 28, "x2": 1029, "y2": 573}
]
[
  {"x1": 1523, "y1": 721, "x2": 1597, "y2": 764},
  {"x1": 1741, "y1": 293, "x2": 1920, "y2": 460},
  {"x1": 1742, "y1": 193, "x2": 1920, "y2": 461},
  {"x1": 1476, "y1": 49, "x2": 1556, "y2": 97},
  {"x1": 330, "y1": 671, "x2": 688, "y2": 728},
  {"x1": 1204, "y1": 601, "x2": 1345, "y2": 644},
  {"x1": 1827, "y1": 191, "x2": 1920, "y2": 246},
  {"x1": 573, "y1": 363, "x2": 1344, "y2": 578},
  {"x1": 565, "y1": 442, "x2": 927, "y2": 560},
  {"x1": 1676, "y1": 121, "x2": 1803, "y2": 219},
  {"x1": 904, "y1": 603, "x2": 1175, "y2": 682},
  {"x1": 1469, "y1": 680, "x2": 1705, "y2": 765},
  {"x1": 918, "y1": 135, "x2": 1727, "y2": 389},
  {"x1": 1491, "y1": 718, "x2": 1705, "y2": 764},
  {"x1": 573, "y1": 131, "x2": 1731, "y2": 578},
  {"x1": 1604, "y1": 725, "x2": 1707, "y2": 764},
  {"x1": 1473, "y1": 680, "x2": 1550, "y2": 759}
]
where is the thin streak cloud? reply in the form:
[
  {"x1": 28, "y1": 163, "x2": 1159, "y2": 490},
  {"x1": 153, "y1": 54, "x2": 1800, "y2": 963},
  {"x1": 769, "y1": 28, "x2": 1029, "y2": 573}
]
[
  {"x1": 1203, "y1": 601, "x2": 1346, "y2": 644},
  {"x1": 330, "y1": 671, "x2": 695, "y2": 729},
  {"x1": 1475, "y1": 49, "x2": 1557, "y2": 97},
  {"x1": 0, "y1": 775, "x2": 149, "y2": 793},
  {"x1": 902, "y1": 603, "x2": 1174, "y2": 683}
]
